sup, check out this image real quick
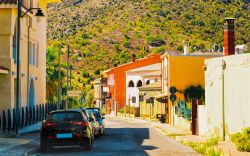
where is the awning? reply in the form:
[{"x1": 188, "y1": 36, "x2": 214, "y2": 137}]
[
  {"x1": 155, "y1": 93, "x2": 168, "y2": 103},
  {"x1": 0, "y1": 66, "x2": 9, "y2": 74}
]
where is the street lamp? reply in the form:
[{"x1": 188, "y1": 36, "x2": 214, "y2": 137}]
[
  {"x1": 21, "y1": 8, "x2": 45, "y2": 18},
  {"x1": 16, "y1": 0, "x2": 44, "y2": 135}
]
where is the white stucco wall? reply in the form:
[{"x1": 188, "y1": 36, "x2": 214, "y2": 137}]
[
  {"x1": 200, "y1": 54, "x2": 250, "y2": 137},
  {"x1": 126, "y1": 72, "x2": 161, "y2": 108},
  {"x1": 126, "y1": 74, "x2": 140, "y2": 107}
]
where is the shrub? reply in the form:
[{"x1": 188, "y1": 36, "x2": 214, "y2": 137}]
[
  {"x1": 123, "y1": 39, "x2": 131, "y2": 48},
  {"x1": 230, "y1": 127, "x2": 250, "y2": 152},
  {"x1": 94, "y1": 69, "x2": 100, "y2": 75},
  {"x1": 147, "y1": 35, "x2": 165, "y2": 47},
  {"x1": 152, "y1": 47, "x2": 165, "y2": 53},
  {"x1": 82, "y1": 33, "x2": 89, "y2": 39},
  {"x1": 119, "y1": 108, "x2": 125, "y2": 114},
  {"x1": 186, "y1": 137, "x2": 220, "y2": 155}
]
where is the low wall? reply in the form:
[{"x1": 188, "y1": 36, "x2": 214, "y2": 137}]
[
  {"x1": 198, "y1": 105, "x2": 207, "y2": 136},
  {"x1": 173, "y1": 114, "x2": 191, "y2": 131}
]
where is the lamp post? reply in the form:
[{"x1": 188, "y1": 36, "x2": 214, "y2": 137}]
[
  {"x1": 16, "y1": 0, "x2": 22, "y2": 135},
  {"x1": 16, "y1": 0, "x2": 44, "y2": 135}
]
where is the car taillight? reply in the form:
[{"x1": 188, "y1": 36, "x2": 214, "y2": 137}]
[
  {"x1": 72, "y1": 121, "x2": 88, "y2": 127},
  {"x1": 81, "y1": 121, "x2": 88, "y2": 127},
  {"x1": 48, "y1": 136, "x2": 55, "y2": 139},
  {"x1": 42, "y1": 122, "x2": 56, "y2": 129}
]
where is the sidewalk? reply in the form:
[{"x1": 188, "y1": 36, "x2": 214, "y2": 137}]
[
  {"x1": 111, "y1": 115, "x2": 250, "y2": 156},
  {"x1": 111, "y1": 115, "x2": 206, "y2": 143},
  {"x1": 0, "y1": 122, "x2": 41, "y2": 156}
]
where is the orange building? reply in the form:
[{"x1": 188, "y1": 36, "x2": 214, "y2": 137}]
[{"x1": 105, "y1": 54, "x2": 161, "y2": 115}]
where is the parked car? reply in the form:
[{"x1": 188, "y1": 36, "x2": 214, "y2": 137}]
[
  {"x1": 78, "y1": 108, "x2": 95, "y2": 136},
  {"x1": 40, "y1": 110, "x2": 94, "y2": 153},
  {"x1": 86, "y1": 109, "x2": 105, "y2": 136},
  {"x1": 86, "y1": 110, "x2": 101, "y2": 137}
]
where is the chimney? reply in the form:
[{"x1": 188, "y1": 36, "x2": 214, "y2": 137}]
[
  {"x1": 184, "y1": 43, "x2": 189, "y2": 55},
  {"x1": 224, "y1": 18, "x2": 235, "y2": 56},
  {"x1": 132, "y1": 54, "x2": 136, "y2": 62}
]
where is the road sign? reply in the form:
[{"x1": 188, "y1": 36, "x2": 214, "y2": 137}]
[
  {"x1": 67, "y1": 90, "x2": 81, "y2": 97},
  {"x1": 169, "y1": 86, "x2": 177, "y2": 94},
  {"x1": 170, "y1": 94, "x2": 177, "y2": 102}
]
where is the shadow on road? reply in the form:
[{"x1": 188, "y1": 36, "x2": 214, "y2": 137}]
[{"x1": 38, "y1": 127, "x2": 157, "y2": 155}]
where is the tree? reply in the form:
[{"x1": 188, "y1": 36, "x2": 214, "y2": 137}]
[{"x1": 85, "y1": 90, "x2": 94, "y2": 108}]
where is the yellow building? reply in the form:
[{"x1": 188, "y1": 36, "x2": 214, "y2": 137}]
[
  {"x1": 159, "y1": 51, "x2": 222, "y2": 128},
  {"x1": 0, "y1": 0, "x2": 58, "y2": 110},
  {"x1": 139, "y1": 82, "x2": 163, "y2": 119}
]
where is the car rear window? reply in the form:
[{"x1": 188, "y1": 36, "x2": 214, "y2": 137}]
[
  {"x1": 87, "y1": 110, "x2": 101, "y2": 119},
  {"x1": 93, "y1": 111, "x2": 101, "y2": 119},
  {"x1": 48, "y1": 112, "x2": 83, "y2": 122}
]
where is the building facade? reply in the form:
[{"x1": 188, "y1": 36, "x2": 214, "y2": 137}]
[
  {"x1": 160, "y1": 51, "x2": 222, "y2": 128},
  {"x1": 0, "y1": 0, "x2": 57, "y2": 110},
  {"x1": 105, "y1": 54, "x2": 161, "y2": 115}
]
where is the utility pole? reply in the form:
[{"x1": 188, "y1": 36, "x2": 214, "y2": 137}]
[
  {"x1": 128, "y1": 95, "x2": 131, "y2": 118},
  {"x1": 99, "y1": 78, "x2": 102, "y2": 109},
  {"x1": 16, "y1": 0, "x2": 22, "y2": 135},
  {"x1": 58, "y1": 48, "x2": 62, "y2": 109},
  {"x1": 66, "y1": 45, "x2": 70, "y2": 110},
  {"x1": 69, "y1": 65, "x2": 73, "y2": 90}
]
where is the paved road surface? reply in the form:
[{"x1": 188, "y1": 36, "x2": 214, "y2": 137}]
[{"x1": 35, "y1": 117, "x2": 199, "y2": 156}]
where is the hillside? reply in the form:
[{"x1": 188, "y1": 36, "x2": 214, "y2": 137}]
[{"x1": 46, "y1": 0, "x2": 250, "y2": 100}]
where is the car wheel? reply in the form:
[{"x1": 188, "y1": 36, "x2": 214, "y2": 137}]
[
  {"x1": 101, "y1": 128, "x2": 105, "y2": 136},
  {"x1": 40, "y1": 137, "x2": 49, "y2": 153},
  {"x1": 95, "y1": 129, "x2": 101, "y2": 138},
  {"x1": 83, "y1": 138, "x2": 92, "y2": 151}
]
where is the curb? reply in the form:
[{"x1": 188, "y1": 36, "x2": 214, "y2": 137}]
[{"x1": 23, "y1": 148, "x2": 39, "y2": 156}]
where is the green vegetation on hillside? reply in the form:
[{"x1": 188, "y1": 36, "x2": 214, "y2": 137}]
[{"x1": 46, "y1": 0, "x2": 250, "y2": 103}]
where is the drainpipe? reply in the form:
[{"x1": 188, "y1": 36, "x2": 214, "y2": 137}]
[
  {"x1": 222, "y1": 59, "x2": 226, "y2": 141},
  {"x1": 27, "y1": 18, "x2": 31, "y2": 106}
]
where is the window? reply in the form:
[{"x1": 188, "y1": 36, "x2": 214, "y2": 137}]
[
  {"x1": 137, "y1": 80, "x2": 142, "y2": 87},
  {"x1": 29, "y1": 42, "x2": 33, "y2": 65},
  {"x1": 139, "y1": 95, "x2": 144, "y2": 102},
  {"x1": 36, "y1": 44, "x2": 39, "y2": 67},
  {"x1": 33, "y1": 43, "x2": 36, "y2": 66},
  {"x1": 146, "y1": 80, "x2": 150, "y2": 85},
  {"x1": 48, "y1": 112, "x2": 83, "y2": 122},
  {"x1": 132, "y1": 97, "x2": 136, "y2": 103},
  {"x1": 29, "y1": 42, "x2": 37, "y2": 66},
  {"x1": 12, "y1": 22, "x2": 17, "y2": 64},
  {"x1": 128, "y1": 80, "x2": 135, "y2": 87}
]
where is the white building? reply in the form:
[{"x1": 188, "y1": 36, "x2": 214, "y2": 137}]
[{"x1": 126, "y1": 63, "x2": 161, "y2": 108}]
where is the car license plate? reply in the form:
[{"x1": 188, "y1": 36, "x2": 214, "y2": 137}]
[{"x1": 56, "y1": 133, "x2": 72, "y2": 139}]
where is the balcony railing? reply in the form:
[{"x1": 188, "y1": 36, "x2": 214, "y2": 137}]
[{"x1": 0, "y1": 102, "x2": 65, "y2": 134}]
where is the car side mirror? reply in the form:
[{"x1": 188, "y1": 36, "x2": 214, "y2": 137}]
[{"x1": 89, "y1": 117, "x2": 94, "y2": 122}]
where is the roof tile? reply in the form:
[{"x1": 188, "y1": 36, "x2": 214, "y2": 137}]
[{"x1": 0, "y1": 0, "x2": 17, "y2": 4}]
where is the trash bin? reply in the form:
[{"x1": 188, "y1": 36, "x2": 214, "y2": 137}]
[{"x1": 156, "y1": 113, "x2": 166, "y2": 123}]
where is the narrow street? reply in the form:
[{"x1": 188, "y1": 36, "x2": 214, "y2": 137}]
[{"x1": 35, "y1": 117, "x2": 199, "y2": 156}]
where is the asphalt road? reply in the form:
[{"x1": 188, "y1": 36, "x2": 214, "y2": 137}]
[{"x1": 34, "y1": 117, "x2": 199, "y2": 156}]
